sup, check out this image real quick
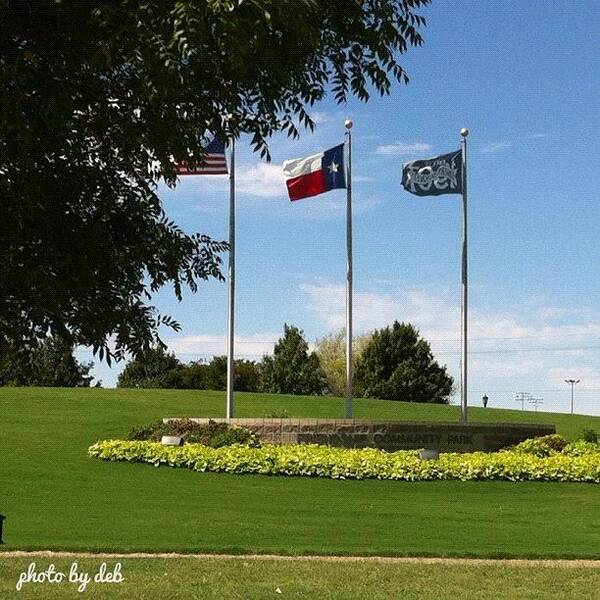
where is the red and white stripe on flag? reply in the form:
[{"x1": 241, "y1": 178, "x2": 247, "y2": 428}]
[
  {"x1": 282, "y1": 144, "x2": 345, "y2": 201},
  {"x1": 175, "y1": 153, "x2": 228, "y2": 175},
  {"x1": 283, "y1": 151, "x2": 325, "y2": 200},
  {"x1": 176, "y1": 136, "x2": 228, "y2": 175}
]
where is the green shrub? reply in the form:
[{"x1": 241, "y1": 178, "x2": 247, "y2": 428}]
[
  {"x1": 509, "y1": 434, "x2": 568, "y2": 457},
  {"x1": 563, "y1": 440, "x2": 600, "y2": 457},
  {"x1": 127, "y1": 420, "x2": 171, "y2": 441},
  {"x1": 580, "y1": 428, "x2": 599, "y2": 444},
  {"x1": 89, "y1": 439, "x2": 600, "y2": 483},
  {"x1": 126, "y1": 419, "x2": 259, "y2": 448}
]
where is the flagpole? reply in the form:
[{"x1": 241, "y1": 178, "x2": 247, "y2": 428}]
[
  {"x1": 460, "y1": 128, "x2": 469, "y2": 423},
  {"x1": 345, "y1": 119, "x2": 353, "y2": 419},
  {"x1": 226, "y1": 138, "x2": 235, "y2": 420}
]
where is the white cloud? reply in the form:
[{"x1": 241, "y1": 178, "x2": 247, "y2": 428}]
[
  {"x1": 301, "y1": 282, "x2": 600, "y2": 343},
  {"x1": 545, "y1": 367, "x2": 600, "y2": 389},
  {"x1": 469, "y1": 355, "x2": 548, "y2": 378},
  {"x1": 178, "y1": 162, "x2": 286, "y2": 200},
  {"x1": 299, "y1": 282, "x2": 600, "y2": 398},
  {"x1": 285, "y1": 194, "x2": 382, "y2": 220},
  {"x1": 375, "y1": 142, "x2": 433, "y2": 156},
  {"x1": 165, "y1": 332, "x2": 279, "y2": 359},
  {"x1": 300, "y1": 283, "x2": 400, "y2": 331},
  {"x1": 311, "y1": 111, "x2": 331, "y2": 124},
  {"x1": 538, "y1": 307, "x2": 568, "y2": 319},
  {"x1": 236, "y1": 163, "x2": 286, "y2": 197},
  {"x1": 481, "y1": 141, "x2": 512, "y2": 154},
  {"x1": 300, "y1": 283, "x2": 465, "y2": 339}
]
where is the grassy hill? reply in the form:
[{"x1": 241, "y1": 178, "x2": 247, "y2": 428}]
[
  {"x1": 1, "y1": 387, "x2": 599, "y2": 558},
  {"x1": 2, "y1": 386, "x2": 596, "y2": 439}
]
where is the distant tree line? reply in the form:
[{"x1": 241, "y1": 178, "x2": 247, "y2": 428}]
[
  {"x1": 116, "y1": 324, "x2": 324, "y2": 394},
  {"x1": 116, "y1": 322, "x2": 454, "y2": 404},
  {"x1": 117, "y1": 351, "x2": 261, "y2": 392},
  {"x1": 0, "y1": 322, "x2": 454, "y2": 403},
  {"x1": 0, "y1": 337, "x2": 96, "y2": 387}
]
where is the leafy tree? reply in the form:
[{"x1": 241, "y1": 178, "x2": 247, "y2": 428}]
[
  {"x1": 234, "y1": 359, "x2": 261, "y2": 393},
  {"x1": 203, "y1": 355, "x2": 228, "y2": 391},
  {"x1": 117, "y1": 347, "x2": 183, "y2": 389},
  {"x1": 118, "y1": 352, "x2": 261, "y2": 391},
  {"x1": 0, "y1": 337, "x2": 95, "y2": 387},
  {"x1": 356, "y1": 321, "x2": 454, "y2": 403},
  {"x1": 198, "y1": 356, "x2": 262, "y2": 392},
  {"x1": 315, "y1": 329, "x2": 372, "y2": 396},
  {"x1": 179, "y1": 360, "x2": 210, "y2": 390},
  {"x1": 0, "y1": 1, "x2": 429, "y2": 363},
  {"x1": 260, "y1": 325, "x2": 327, "y2": 395}
]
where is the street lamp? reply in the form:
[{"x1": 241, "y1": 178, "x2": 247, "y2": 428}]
[{"x1": 564, "y1": 379, "x2": 580, "y2": 415}]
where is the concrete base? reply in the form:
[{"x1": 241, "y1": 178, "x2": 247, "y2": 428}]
[{"x1": 163, "y1": 418, "x2": 556, "y2": 453}]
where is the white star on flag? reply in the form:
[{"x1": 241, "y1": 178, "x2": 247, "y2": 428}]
[{"x1": 328, "y1": 161, "x2": 339, "y2": 174}]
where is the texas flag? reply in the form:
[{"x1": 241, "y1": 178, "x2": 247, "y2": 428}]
[{"x1": 282, "y1": 144, "x2": 346, "y2": 201}]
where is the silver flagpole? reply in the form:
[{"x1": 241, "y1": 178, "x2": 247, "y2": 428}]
[
  {"x1": 226, "y1": 138, "x2": 235, "y2": 420},
  {"x1": 345, "y1": 119, "x2": 353, "y2": 419},
  {"x1": 460, "y1": 128, "x2": 469, "y2": 423}
]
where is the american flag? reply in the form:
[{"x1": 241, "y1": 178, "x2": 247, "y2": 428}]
[{"x1": 175, "y1": 135, "x2": 228, "y2": 175}]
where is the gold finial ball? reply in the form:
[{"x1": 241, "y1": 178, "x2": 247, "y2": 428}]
[
  {"x1": 344, "y1": 119, "x2": 353, "y2": 129},
  {"x1": 460, "y1": 128, "x2": 469, "y2": 138}
]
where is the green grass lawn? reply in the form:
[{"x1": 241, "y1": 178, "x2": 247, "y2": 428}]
[
  {"x1": 1, "y1": 556, "x2": 599, "y2": 599},
  {"x1": 1, "y1": 387, "x2": 599, "y2": 558}
]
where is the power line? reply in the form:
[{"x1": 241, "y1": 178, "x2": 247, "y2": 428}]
[
  {"x1": 429, "y1": 331, "x2": 600, "y2": 343},
  {"x1": 470, "y1": 388, "x2": 600, "y2": 393},
  {"x1": 434, "y1": 345, "x2": 600, "y2": 355}
]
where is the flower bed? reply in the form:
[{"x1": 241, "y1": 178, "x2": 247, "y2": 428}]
[
  {"x1": 127, "y1": 418, "x2": 259, "y2": 448},
  {"x1": 88, "y1": 437, "x2": 600, "y2": 483}
]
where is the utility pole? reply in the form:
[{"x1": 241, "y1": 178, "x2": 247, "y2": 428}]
[
  {"x1": 514, "y1": 391, "x2": 532, "y2": 411},
  {"x1": 528, "y1": 397, "x2": 544, "y2": 412}
]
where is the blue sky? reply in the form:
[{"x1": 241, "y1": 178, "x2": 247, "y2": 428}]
[{"x1": 82, "y1": 0, "x2": 600, "y2": 416}]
